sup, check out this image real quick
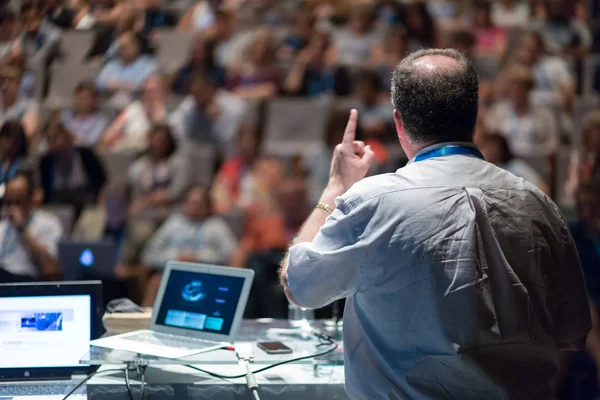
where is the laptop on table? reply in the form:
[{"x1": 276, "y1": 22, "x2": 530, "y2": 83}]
[
  {"x1": 91, "y1": 262, "x2": 254, "y2": 359},
  {"x1": 0, "y1": 281, "x2": 102, "y2": 397},
  {"x1": 59, "y1": 240, "x2": 118, "y2": 281}
]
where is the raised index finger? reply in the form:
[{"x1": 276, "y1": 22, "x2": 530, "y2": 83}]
[{"x1": 342, "y1": 109, "x2": 358, "y2": 145}]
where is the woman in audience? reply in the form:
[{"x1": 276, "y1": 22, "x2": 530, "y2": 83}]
[
  {"x1": 480, "y1": 133, "x2": 550, "y2": 194},
  {"x1": 227, "y1": 29, "x2": 282, "y2": 100},
  {"x1": 283, "y1": 30, "x2": 350, "y2": 97},
  {"x1": 471, "y1": 2, "x2": 507, "y2": 58},
  {"x1": 96, "y1": 31, "x2": 157, "y2": 94},
  {"x1": 0, "y1": 120, "x2": 28, "y2": 186},
  {"x1": 332, "y1": 4, "x2": 382, "y2": 68},
  {"x1": 127, "y1": 123, "x2": 191, "y2": 214},
  {"x1": 0, "y1": 66, "x2": 39, "y2": 140},
  {"x1": 61, "y1": 81, "x2": 109, "y2": 148},
  {"x1": 403, "y1": 2, "x2": 440, "y2": 52},
  {"x1": 565, "y1": 111, "x2": 600, "y2": 202},
  {"x1": 101, "y1": 74, "x2": 171, "y2": 152},
  {"x1": 369, "y1": 26, "x2": 408, "y2": 92},
  {"x1": 171, "y1": 33, "x2": 225, "y2": 95},
  {"x1": 211, "y1": 122, "x2": 259, "y2": 213},
  {"x1": 39, "y1": 121, "x2": 106, "y2": 216},
  {"x1": 485, "y1": 65, "x2": 558, "y2": 179}
]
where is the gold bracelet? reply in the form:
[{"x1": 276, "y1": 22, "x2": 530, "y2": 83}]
[{"x1": 316, "y1": 203, "x2": 334, "y2": 214}]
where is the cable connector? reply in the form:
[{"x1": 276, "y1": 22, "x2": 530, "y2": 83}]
[{"x1": 235, "y1": 343, "x2": 254, "y2": 362}]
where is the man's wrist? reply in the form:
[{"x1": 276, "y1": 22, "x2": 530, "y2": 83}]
[{"x1": 319, "y1": 180, "x2": 345, "y2": 210}]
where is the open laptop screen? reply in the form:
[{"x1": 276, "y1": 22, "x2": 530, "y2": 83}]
[
  {"x1": 154, "y1": 269, "x2": 245, "y2": 336},
  {"x1": 0, "y1": 294, "x2": 91, "y2": 368}
]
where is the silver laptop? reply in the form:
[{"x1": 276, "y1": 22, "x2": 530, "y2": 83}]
[
  {"x1": 91, "y1": 262, "x2": 254, "y2": 359},
  {"x1": 59, "y1": 240, "x2": 118, "y2": 280},
  {"x1": 0, "y1": 281, "x2": 102, "y2": 397}
]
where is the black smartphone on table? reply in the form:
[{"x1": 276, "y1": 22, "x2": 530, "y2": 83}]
[{"x1": 257, "y1": 341, "x2": 293, "y2": 355}]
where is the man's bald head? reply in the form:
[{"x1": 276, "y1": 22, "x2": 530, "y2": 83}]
[{"x1": 391, "y1": 48, "x2": 479, "y2": 144}]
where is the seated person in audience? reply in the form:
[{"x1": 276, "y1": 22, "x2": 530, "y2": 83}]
[
  {"x1": 39, "y1": 121, "x2": 106, "y2": 215},
  {"x1": 177, "y1": 0, "x2": 221, "y2": 32},
  {"x1": 211, "y1": 122, "x2": 259, "y2": 213},
  {"x1": 486, "y1": 66, "x2": 558, "y2": 178},
  {"x1": 61, "y1": 81, "x2": 109, "y2": 148},
  {"x1": 534, "y1": 0, "x2": 592, "y2": 57},
  {"x1": 0, "y1": 120, "x2": 29, "y2": 186},
  {"x1": 491, "y1": 0, "x2": 530, "y2": 29},
  {"x1": 278, "y1": 9, "x2": 315, "y2": 61},
  {"x1": 2, "y1": 46, "x2": 36, "y2": 99},
  {"x1": 18, "y1": 4, "x2": 60, "y2": 64},
  {"x1": 479, "y1": 133, "x2": 550, "y2": 194},
  {"x1": 332, "y1": 4, "x2": 382, "y2": 68},
  {"x1": 0, "y1": 173, "x2": 62, "y2": 283},
  {"x1": 44, "y1": 0, "x2": 77, "y2": 29},
  {"x1": 169, "y1": 72, "x2": 245, "y2": 153},
  {"x1": 140, "y1": 0, "x2": 177, "y2": 30},
  {"x1": 85, "y1": 6, "x2": 150, "y2": 62},
  {"x1": 231, "y1": 177, "x2": 310, "y2": 318},
  {"x1": 128, "y1": 124, "x2": 191, "y2": 215},
  {"x1": 0, "y1": 9, "x2": 20, "y2": 61},
  {"x1": 402, "y1": 2, "x2": 440, "y2": 52},
  {"x1": 226, "y1": 29, "x2": 282, "y2": 100},
  {"x1": 0, "y1": 66, "x2": 39, "y2": 140},
  {"x1": 102, "y1": 74, "x2": 171, "y2": 151},
  {"x1": 354, "y1": 69, "x2": 394, "y2": 142},
  {"x1": 369, "y1": 27, "x2": 407, "y2": 93},
  {"x1": 506, "y1": 30, "x2": 575, "y2": 110},
  {"x1": 171, "y1": 33, "x2": 225, "y2": 95},
  {"x1": 141, "y1": 186, "x2": 238, "y2": 306},
  {"x1": 209, "y1": 9, "x2": 252, "y2": 70},
  {"x1": 96, "y1": 31, "x2": 157, "y2": 94},
  {"x1": 565, "y1": 111, "x2": 600, "y2": 203},
  {"x1": 471, "y1": 2, "x2": 507, "y2": 58},
  {"x1": 284, "y1": 31, "x2": 350, "y2": 97}
]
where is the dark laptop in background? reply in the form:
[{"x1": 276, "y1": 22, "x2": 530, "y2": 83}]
[
  {"x1": 0, "y1": 281, "x2": 102, "y2": 397},
  {"x1": 59, "y1": 240, "x2": 117, "y2": 281}
]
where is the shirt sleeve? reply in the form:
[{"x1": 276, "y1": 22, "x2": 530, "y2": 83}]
[
  {"x1": 32, "y1": 213, "x2": 63, "y2": 258},
  {"x1": 286, "y1": 197, "x2": 367, "y2": 309}
]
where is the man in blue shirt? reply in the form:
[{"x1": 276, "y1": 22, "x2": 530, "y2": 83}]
[{"x1": 280, "y1": 49, "x2": 591, "y2": 399}]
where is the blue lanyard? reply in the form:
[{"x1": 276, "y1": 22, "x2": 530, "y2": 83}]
[{"x1": 413, "y1": 145, "x2": 485, "y2": 163}]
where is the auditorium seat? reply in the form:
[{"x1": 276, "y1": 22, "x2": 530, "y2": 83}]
[
  {"x1": 59, "y1": 30, "x2": 94, "y2": 64},
  {"x1": 46, "y1": 62, "x2": 103, "y2": 108},
  {"x1": 153, "y1": 29, "x2": 193, "y2": 73},
  {"x1": 182, "y1": 142, "x2": 217, "y2": 188},
  {"x1": 262, "y1": 95, "x2": 332, "y2": 157},
  {"x1": 40, "y1": 204, "x2": 76, "y2": 236}
]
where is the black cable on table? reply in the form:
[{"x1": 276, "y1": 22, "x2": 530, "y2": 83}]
[
  {"x1": 62, "y1": 367, "x2": 131, "y2": 400},
  {"x1": 184, "y1": 340, "x2": 338, "y2": 380}
]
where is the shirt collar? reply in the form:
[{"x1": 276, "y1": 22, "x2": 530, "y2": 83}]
[{"x1": 407, "y1": 141, "x2": 479, "y2": 165}]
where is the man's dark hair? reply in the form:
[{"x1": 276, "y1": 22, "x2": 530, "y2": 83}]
[
  {"x1": 391, "y1": 48, "x2": 479, "y2": 144},
  {"x1": 9, "y1": 169, "x2": 36, "y2": 197},
  {"x1": 74, "y1": 80, "x2": 97, "y2": 96}
]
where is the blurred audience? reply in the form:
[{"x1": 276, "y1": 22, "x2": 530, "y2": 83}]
[
  {"x1": 369, "y1": 26, "x2": 407, "y2": 92},
  {"x1": 39, "y1": 121, "x2": 106, "y2": 215},
  {"x1": 169, "y1": 71, "x2": 246, "y2": 152},
  {"x1": 141, "y1": 0, "x2": 177, "y2": 30},
  {"x1": 61, "y1": 81, "x2": 109, "y2": 147},
  {"x1": 141, "y1": 185, "x2": 237, "y2": 305},
  {"x1": 211, "y1": 122, "x2": 260, "y2": 213},
  {"x1": 171, "y1": 32, "x2": 225, "y2": 95},
  {"x1": 127, "y1": 124, "x2": 190, "y2": 215},
  {"x1": 403, "y1": 2, "x2": 440, "y2": 52},
  {"x1": 96, "y1": 31, "x2": 157, "y2": 93},
  {"x1": 0, "y1": 65, "x2": 39, "y2": 140},
  {"x1": 0, "y1": 120, "x2": 28, "y2": 186},
  {"x1": 284, "y1": 31, "x2": 350, "y2": 97},
  {"x1": 486, "y1": 65, "x2": 558, "y2": 178},
  {"x1": 227, "y1": 29, "x2": 282, "y2": 100},
  {"x1": 102, "y1": 74, "x2": 170, "y2": 151},
  {"x1": 535, "y1": 0, "x2": 592, "y2": 57},
  {"x1": 279, "y1": 9, "x2": 315, "y2": 61},
  {"x1": 2, "y1": 46, "x2": 36, "y2": 99},
  {"x1": 491, "y1": 0, "x2": 530, "y2": 29},
  {"x1": 565, "y1": 111, "x2": 600, "y2": 202},
  {"x1": 333, "y1": 4, "x2": 381, "y2": 68},
  {"x1": 353, "y1": 69, "x2": 394, "y2": 142},
  {"x1": 232, "y1": 177, "x2": 309, "y2": 318},
  {"x1": 471, "y1": 2, "x2": 507, "y2": 58},
  {"x1": 0, "y1": 173, "x2": 62, "y2": 282},
  {"x1": 18, "y1": 4, "x2": 60, "y2": 63}
]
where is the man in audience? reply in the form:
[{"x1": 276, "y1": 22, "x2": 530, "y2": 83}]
[
  {"x1": 535, "y1": 0, "x2": 592, "y2": 56},
  {"x1": 18, "y1": 3, "x2": 60, "y2": 64},
  {"x1": 96, "y1": 31, "x2": 157, "y2": 94},
  {"x1": 0, "y1": 65, "x2": 39, "y2": 140},
  {"x1": 231, "y1": 177, "x2": 310, "y2": 318},
  {"x1": 61, "y1": 81, "x2": 109, "y2": 147},
  {"x1": 0, "y1": 173, "x2": 62, "y2": 282},
  {"x1": 141, "y1": 186, "x2": 238, "y2": 305},
  {"x1": 169, "y1": 72, "x2": 246, "y2": 154}
]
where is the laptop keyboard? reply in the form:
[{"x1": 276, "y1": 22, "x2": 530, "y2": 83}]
[
  {"x1": 0, "y1": 381, "x2": 83, "y2": 396},
  {"x1": 122, "y1": 332, "x2": 222, "y2": 351}
]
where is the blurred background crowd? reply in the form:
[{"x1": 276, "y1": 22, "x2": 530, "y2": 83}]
[{"x1": 0, "y1": 0, "x2": 599, "y2": 370}]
